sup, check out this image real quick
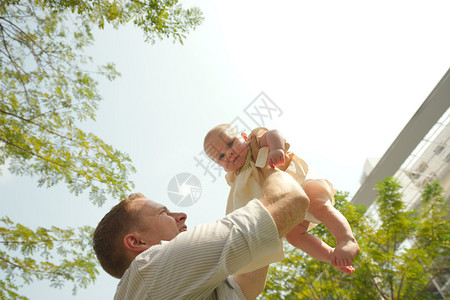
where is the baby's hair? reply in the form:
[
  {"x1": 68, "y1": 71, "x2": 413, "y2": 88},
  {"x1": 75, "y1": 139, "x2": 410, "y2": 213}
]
[{"x1": 203, "y1": 124, "x2": 237, "y2": 154}]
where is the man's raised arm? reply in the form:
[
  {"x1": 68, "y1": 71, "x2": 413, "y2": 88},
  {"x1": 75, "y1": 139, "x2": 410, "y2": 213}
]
[
  {"x1": 233, "y1": 168, "x2": 310, "y2": 299},
  {"x1": 259, "y1": 168, "x2": 309, "y2": 237}
]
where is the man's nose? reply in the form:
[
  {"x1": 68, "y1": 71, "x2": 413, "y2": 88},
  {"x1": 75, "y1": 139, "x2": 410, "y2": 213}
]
[{"x1": 171, "y1": 212, "x2": 187, "y2": 223}]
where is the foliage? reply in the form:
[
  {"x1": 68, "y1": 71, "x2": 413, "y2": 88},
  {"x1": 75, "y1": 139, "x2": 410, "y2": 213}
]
[
  {"x1": 0, "y1": 0, "x2": 203, "y2": 206},
  {"x1": 0, "y1": 217, "x2": 97, "y2": 300},
  {"x1": 261, "y1": 191, "x2": 369, "y2": 299},
  {"x1": 0, "y1": 0, "x2": 203, "y2": 298},
  {"x1": 2, "y1": 0, "x2": 203, "y2": 44},
  {"x1": 261, "y1": 178, "x2": 449, "y2": 300}
]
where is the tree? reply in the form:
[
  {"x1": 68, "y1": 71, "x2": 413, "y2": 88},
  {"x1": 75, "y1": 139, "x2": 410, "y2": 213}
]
[
  {"x1": 0, "y1": 0, "x2": 203, "y2": 206},
  {"x1": 261, "y1": 178, "x2": 449, "y2": 300},
  {"x1": 0, "y1": 0, "x2": 203, "y2": 298},
  {"x1": 261, "y1": 191, "x2": 369, "y2": 300},
  {"x1": 0, "y1": 217, "x2": 97, "y2": 300}
]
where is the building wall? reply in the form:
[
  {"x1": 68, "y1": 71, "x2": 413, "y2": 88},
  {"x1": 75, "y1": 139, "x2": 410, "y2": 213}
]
[
  {"x1": 396, "y1": 110, "x2": 450, "y2": 210},
  {"x1": 353, "y1": 70, "x2": 450, "y2": 299},
  {"x1": 352, "y1": 68, "x2": 450, "y2": 207}
]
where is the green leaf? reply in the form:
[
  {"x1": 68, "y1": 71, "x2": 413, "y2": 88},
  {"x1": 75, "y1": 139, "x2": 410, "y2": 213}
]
[
  {"x1": 1, "y1": 0, "x2": 202, "y2": 297},
  {"x1": 262, "y1": 180, "x2": 449, "y2": 300}
]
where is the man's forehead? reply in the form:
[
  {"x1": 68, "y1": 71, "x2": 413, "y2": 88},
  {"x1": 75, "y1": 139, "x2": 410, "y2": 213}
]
[{"x1": 131, "y1": 198, "x2": 162, "y2": 211}]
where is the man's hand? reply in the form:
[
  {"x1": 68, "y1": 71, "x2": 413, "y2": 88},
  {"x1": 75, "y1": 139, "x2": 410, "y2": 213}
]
[
  {"x1": 259, "y1": 169, "x2": 310, "y2": 238},
  {"x1": 267, "y1": 149, "x2": 285, "y2": 169}
]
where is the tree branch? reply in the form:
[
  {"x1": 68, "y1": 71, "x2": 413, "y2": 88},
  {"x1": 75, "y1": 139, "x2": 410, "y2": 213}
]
[
  {"x1": 0, "y1": 108, "x2": 72, "y2": 142},
  {"x1": 0, "y1": 238, "x2": 80, "y2": 245},
  {"x1": 0, "y1": 136, "x2": 65, "y2": 168},
  {"x1": 129, "y1": 0, "x2": 147, "y2": 6},
  {"x1": 0, "y1": 256, "x2": 66, "y2": 277},
  {"x1": 396, "y1": 272, "x2": 406, "y2": 300},
  {"x1": 365, "y1": 263, "x2": 389, "y2": 300},
  {"x1": 0, "y1": 14, "x2": 55, "y2": 58},
  {"x1": 411, "y1": 276, "x2": 436, "y2": 300},
  {"x1": 28, "y1": 107, "x2": 67, "y2": 121},
  {"x1": 0, "y1": 131, "x2": 124, "y2": 191},
  {"x1": 0, "y1": 22, "x2": 32, "y2": 104}
]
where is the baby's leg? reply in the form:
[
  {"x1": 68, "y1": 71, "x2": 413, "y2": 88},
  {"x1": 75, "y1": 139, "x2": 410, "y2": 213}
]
[
  {"x1": 286, "y1": 220, "x2": 333, "y2": 263},
  {"x1": 303, "y1": 182, "x2": 360, "y2": 268},
  {"x1": 286, "y1": 220, "x2": 355, "y2": 274}
]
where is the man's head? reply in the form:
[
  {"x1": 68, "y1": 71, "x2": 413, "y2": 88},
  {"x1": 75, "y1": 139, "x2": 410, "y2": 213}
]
[
  {"x1": 93, "y1": 193, "x2": 187, "y2": 278},
  {"x1": 203, "y1": 124, "x2": 248, "y2": 172}
]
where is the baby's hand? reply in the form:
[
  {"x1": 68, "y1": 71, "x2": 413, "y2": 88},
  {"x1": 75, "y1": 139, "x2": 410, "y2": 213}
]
[{"x1": 268, "y1": 148, "x2": 285, "y2": 169}]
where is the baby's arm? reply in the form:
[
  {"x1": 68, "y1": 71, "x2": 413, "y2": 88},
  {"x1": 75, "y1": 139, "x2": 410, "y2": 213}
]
[{"x1": 258, "y1": 129, "x2": 286, "y2": 169}]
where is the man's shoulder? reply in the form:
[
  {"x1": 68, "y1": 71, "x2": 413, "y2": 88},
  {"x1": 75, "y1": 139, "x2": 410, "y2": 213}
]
[{"x1": 114, "y1": 259, "x2": 148, "y2": 300}]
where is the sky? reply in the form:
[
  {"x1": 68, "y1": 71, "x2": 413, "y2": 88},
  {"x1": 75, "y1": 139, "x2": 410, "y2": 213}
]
[{"x1": 1, "y1": 0, "x2": 450, "y2": 299}]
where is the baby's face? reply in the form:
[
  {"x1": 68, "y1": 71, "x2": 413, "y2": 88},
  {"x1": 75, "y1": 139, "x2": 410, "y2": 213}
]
[{"x1": 205, "y1": 127, "x2": 248, "y2": 172}]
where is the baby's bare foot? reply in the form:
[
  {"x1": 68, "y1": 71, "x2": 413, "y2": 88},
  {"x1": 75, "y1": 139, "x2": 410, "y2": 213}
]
[
  {"x1": 336, "y1": 265, "x2": 355, "y2": 274},
  {"x1": 330, "y1": 238, "x2": 360, "y2": 267}
]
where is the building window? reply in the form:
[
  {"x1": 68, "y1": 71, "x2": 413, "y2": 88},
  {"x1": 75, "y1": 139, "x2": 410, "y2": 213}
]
[
  {"x1": 434, "y1": 145, "x2": 445, "y2": 155},
  {"x1": 406, "y1": 171, "x2": 419, "y2": 180},
  {"x1": 445, "y1": 154, "x2": 450, "y2": 163},
  {"x1": 418, "y1": 172, "x2": 437, "y2": 189},
  {"x1": 406, "y1": 162, "x2": 428, "y2": 181}
]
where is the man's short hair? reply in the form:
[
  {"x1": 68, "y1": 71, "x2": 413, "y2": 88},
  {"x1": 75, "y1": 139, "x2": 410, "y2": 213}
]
[{"x1": 93, "y1": 193, "x2": 145, "y2": 278}]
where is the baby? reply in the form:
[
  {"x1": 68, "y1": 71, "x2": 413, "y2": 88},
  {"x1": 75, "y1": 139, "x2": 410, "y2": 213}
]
[{"x1": 204, "y1": 124, "x2": 360, "y2": 274}]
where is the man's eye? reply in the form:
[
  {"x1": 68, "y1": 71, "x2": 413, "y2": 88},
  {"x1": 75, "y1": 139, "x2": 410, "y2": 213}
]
[
  {"x1": 219, "y1": 153, "x2": 224, "y2": 160},
  {"x1": 228, "y1": 140, "x2": 233, "y2": 148}
]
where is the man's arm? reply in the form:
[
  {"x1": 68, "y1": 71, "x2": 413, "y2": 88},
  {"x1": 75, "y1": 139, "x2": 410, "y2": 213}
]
[
  {"x1": 260, "y1": 168, "x2": 309, "y2": 237},
  {"x1": 232, "y1": 266, "x2": 269, "y2": 300},
  {"x1": 233, "y1": 168, "x2": 310, "y2": 299}
]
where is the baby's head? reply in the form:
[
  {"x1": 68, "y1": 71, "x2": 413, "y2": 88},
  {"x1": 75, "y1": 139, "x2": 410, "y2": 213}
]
[{"x1": 203, "y1": 124, "x2": 248, "y2": 172}]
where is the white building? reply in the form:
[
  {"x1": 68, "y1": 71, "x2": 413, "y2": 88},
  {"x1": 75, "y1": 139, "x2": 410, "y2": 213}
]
[{"x1": 352, "y1": 68, "x2": 450, "y2": 298}]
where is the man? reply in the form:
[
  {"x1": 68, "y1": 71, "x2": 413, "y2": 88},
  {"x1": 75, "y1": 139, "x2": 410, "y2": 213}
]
[{"x1": 93, "y1": 167, "x2": 310, "y2": 299}]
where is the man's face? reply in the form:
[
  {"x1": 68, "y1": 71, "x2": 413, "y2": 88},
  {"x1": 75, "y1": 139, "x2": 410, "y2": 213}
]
[{"x1": 132, "y1": 198, "x2": 187, "y2": 245}]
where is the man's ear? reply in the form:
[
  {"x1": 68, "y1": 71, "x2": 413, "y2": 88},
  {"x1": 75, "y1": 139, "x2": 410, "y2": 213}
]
[{"x1": 123, "y1": 233, "x2": 149, "y2": 253}]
